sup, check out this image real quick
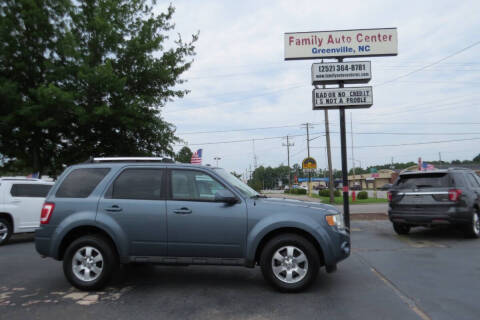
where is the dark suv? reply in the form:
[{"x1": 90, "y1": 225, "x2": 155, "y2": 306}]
[
  {"x1": 388, "y1": 168, "x2": 480, "y2": 238},
  {"x1": 35, "y1": 158, "x2": 350, "y2": 292}
]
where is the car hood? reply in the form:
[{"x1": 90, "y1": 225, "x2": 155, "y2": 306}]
[{"x1": 255, "y1": 197, "x2": 339, "y2": 215}]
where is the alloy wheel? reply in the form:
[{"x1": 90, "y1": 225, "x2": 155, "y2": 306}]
[
  {"x1": 271, "y1": 246, "x2": 309, "y2": 284},
  {"x1": 72, "y1": 246, "x2": 104, "y2": 282}
]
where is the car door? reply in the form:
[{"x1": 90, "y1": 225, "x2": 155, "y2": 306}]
[
  {"x1": 166, "y1": 169, "x2": 247, "y2": 259},
  {"x1": 98, "y1": 167, "x2": 167, "y2": 257},
  {"x1": 8, "y1": 183, "x2": 52, "y2": 231}
]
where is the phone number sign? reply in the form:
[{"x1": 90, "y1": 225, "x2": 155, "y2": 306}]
[
  {"x1": 311, "y1": 61, "x2": 371, "y2": 85},
  {"x1": 312, "y1": 87, "x2": 373, "y2": 109}
]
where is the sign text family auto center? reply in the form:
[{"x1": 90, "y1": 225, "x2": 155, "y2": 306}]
[
  {"x1": 284, "y1": 27, "x2": 397, "y2": 229},
  {"x1": 284, "y1": 28, "x2": 398, "y2": 60}
]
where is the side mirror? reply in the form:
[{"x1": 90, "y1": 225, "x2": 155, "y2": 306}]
[{"x1": 214, "y1": 189, "x2": 238, "y2": 204}]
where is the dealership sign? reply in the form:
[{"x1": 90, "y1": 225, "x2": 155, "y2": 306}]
[
  {"x1": 312, "y1": 87, "x2": 373, "y2": 109},
  {"x1": 311, "y1": 61, "x2": 371, "y2": 84},
  {"x1": 285, "y1": 28, "x2": 397, "y2": 60}
]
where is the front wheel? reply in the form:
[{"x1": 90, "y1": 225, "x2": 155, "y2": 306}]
[
  {"x1": 393, "y1": 223, "x2": 411, "y2": 235},
  {"x1": 0, "y1": 218, "x2": 12, "y2": 245},
  {"x1": 464, "y1": 211, "x2": 480, "y2": 239},
  {"x1": 63, "y1": 235, "x2": 118, "y2": 291},
  {"x1": 260, "y1": 234, "x2": 320, "y2": 292}
]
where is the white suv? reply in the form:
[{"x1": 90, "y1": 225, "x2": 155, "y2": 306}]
[{"x1": 0, "y1": 178, "x2": 53, "y2": 245}]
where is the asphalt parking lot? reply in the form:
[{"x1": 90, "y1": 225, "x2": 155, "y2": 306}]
[{"x1": 1, "y1": 220, "x2": 479, "y2": 320}]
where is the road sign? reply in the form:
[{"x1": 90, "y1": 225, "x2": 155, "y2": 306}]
[
  {"x1": 311, "y1": 61, "x2": 371, "y2": 85},
  {"x1": 302, "y1": 157, "x2": 317, "y2": 171},
  {"x1": 284, "y1": 28, "x2": 397, "y2": 60},
  {"x1": 312, "y1": 87, "x2": 373, "y2": 110}
]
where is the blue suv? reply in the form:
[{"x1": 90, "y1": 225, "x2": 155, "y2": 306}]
[{"x1": 35, "y1": 158, "x2": 350, "y2": 292}]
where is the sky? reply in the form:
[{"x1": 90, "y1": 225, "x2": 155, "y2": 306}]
[{"x1": 154, "y1": 0, "x2": 480, "y2": 176}]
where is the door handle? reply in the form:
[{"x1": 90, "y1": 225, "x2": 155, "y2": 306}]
[
  {"x1": 105, "y1": 205, "x2": 123, "y2": 212},
  {"x1": 10, "y1": 200, "x2": 21, "y2": 204},
  {"x1": 173, "y1": 207, "x2": 192, "y2": 214}
]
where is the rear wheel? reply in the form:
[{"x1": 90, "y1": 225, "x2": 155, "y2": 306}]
[
  {"x1": 464, "y1": 210, "x2": 480, "y2": 239},
  {"x1": 0, "y1": 218, "x2": 12, "y2": 245},
  {"x1": 393, "y1": 223, "x2": 410, "y2": 235},
  {"x1": 260, "y1": 234, "x2": 320, "y2": 292},
  {"x1": 63, "y1": 235, "x2": 118, "y2": 291}
]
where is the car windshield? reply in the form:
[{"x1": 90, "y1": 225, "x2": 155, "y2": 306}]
[{"x1": 213, "y1": 168, "x2": 258, "y2": 198}]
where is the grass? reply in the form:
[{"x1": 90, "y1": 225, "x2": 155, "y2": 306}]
[{"x1": 311, "y1": 194, "x2": 388, "y2": 205}]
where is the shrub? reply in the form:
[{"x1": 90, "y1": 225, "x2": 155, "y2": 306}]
[
  {"x1": 319, "y1": 189, "x2": 341, "y2": 197},
  {"x1": 319, "y1": 189, "x2": 330, "y2": 197},
  {"x1": 296, "y1": 188, "x2": 307, "y2": 195},
  {"x1": 284, "y1": 189, "x2": 290, "y2": 194},
  {"x1": 357, "y1": 191, "x2": 368, "y2": 200}
]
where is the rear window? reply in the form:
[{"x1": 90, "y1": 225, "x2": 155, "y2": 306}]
[
  {"x1": 396, "y1": 173, "x2": 453, "y2": 188},
  {"x1": 10, "y1": 184, "x2": 52, "y2": 197},
  {"x1": 56, "y1": 168, "x2": 110, "y2": 198}
]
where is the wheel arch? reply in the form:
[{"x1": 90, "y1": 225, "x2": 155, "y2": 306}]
[
  {"x1": 0, "y1": 212, "x2": 14, "y2": 230},
  {"x1": 58, "y1": 225, "x2": 119, "y2": 261},
  {"x1": 253, "y1": 227, "x2": 325, "y2": 266}
]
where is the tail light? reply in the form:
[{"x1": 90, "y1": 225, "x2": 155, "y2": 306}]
[
  {"x1": 41, "y1": 202, "x2": 55, "y2": 224},
  {"x1": 387, "y1": 191, "x2": 392, "y2": 202},
  {"x1": 448, "y1": 189, "x2": 462, "y2": 202}
]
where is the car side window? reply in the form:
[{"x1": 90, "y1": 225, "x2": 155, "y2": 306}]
[
  {"x1": 10, "y1": 184, "x2": 52, "y2": 197},
  {"x1": 111, "y1": 169, "x2": 163, "y2": 200},
  {"x1": 171, "y1": 170, "x2": 226, "y2": 201},
  {"x1": 465, "y1": 173, "x2": 480, "y2": 188},
  {"x1": 56, "y1": 168, "x2": 110, "y2": 198}
]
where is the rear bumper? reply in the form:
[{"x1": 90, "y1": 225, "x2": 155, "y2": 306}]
[{"x1": 388, "y1": 209, "x2": 471, "y2": 226}]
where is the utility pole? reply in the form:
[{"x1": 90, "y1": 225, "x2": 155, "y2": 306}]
[
  {"x1": 324, "y1": 106, "x2": 335, "y2": 204},
  {"x1": 302, "y1": 123, "x2": 313, "y2": 195},
  {"x1": 350, "y1": 113, "x2": 355, "y2": 190},
  {"x1": 252, "y1": 140, "x2": 257, "y2": 169},
  {"x1": 282, "y1": 136, "x2": 294, "y2": 189},
  {"x1": 439, "y1": 152, "x2": 442, "y2": 162}
]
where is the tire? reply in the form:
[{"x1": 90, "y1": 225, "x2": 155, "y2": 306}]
[
  {"x1": 63, "y1": 235, "x2": 118, "y2": 291},
  {"x1": 463, "y1": 210, "x2": 480, "y2": 239},
  {"x1": 393, "y1": 223, "x2": 410, "y2": 235},
  {"x1": 0, "y1": 218, "x2": 12, "y2": 245},
  {"x1": 260, "y1": 233, "x2": 320, "y2": 293}
]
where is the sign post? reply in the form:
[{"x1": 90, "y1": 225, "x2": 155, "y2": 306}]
[{"x1": 284, "y1": 27, "x2": 397, "y2": 232}]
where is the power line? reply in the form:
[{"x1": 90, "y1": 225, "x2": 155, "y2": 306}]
[
  {"x1": 311, "y1": 137, "x2": 480, "y2": 149},
  {"x1": 376, "y1": 40, "x2": 480, "y2": 87}
]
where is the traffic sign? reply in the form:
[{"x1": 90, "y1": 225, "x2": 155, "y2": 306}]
[
  {"x1": 311, "y1": 61, "x2": 371, "y2": 85},
  {"x1": 312, "y1": 87, "x2": 373, "y2": 110}
]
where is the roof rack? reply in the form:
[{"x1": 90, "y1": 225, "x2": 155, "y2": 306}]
[{"x1": 89, "y1": 157, "x2": 175, "y2": 163}]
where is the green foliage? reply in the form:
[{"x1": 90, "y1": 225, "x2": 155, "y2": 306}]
[
  {"x1": 285, "y1": 188, "x2": 307, "y2": 195},
  {"x1": 473, "y1": 154, "x2": 480, "y2": 163},
  {"x1": 319, "y1": 189, "x2": 330, "y2": 197},
  {"x1": 176, "y1": 146, "x2": 193, "y2": 163},
  {"x1": 334, "y1": 190, "x2": 341, "y2": 197},
  {"x1": 357, "y1": 191, "x2": 368, "y2": 200},
  {"x1": 0, "y1": 0, "x2": 197, "y2": 176}
]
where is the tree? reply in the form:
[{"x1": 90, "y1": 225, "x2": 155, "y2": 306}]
[
  {"x1": 0, "y1": 0, "x2": 198, "y2": 176},
  {"x1": 0, "y1": 0, "x2": 73, "y2": 176},
  {"x1": 473, "y1": 154, "x2": 480, "y2": 163},
  {"x1": 176, "y1": 146, "x2": 193, "y2": 163}
]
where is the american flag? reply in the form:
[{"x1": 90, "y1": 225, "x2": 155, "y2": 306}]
[
  {"x1": 422, "y1": 162, "x2": 435, "y2": 171},
  {"x1": 191, "y1": 149, "x2": 203, "y2": 164}
]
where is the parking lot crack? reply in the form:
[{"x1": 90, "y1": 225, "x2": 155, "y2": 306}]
[{"x1": 354, "y1": 252, "x2": 432, "y2": 320}]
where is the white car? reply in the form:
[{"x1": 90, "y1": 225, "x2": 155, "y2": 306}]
[{"x1": 0, "y1": 178, "x2": 54, "y2": 245}]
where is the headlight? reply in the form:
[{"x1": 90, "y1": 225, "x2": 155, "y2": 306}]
[{"x1": 325, "y1": 214, "x2": 345, "y2": 230}]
